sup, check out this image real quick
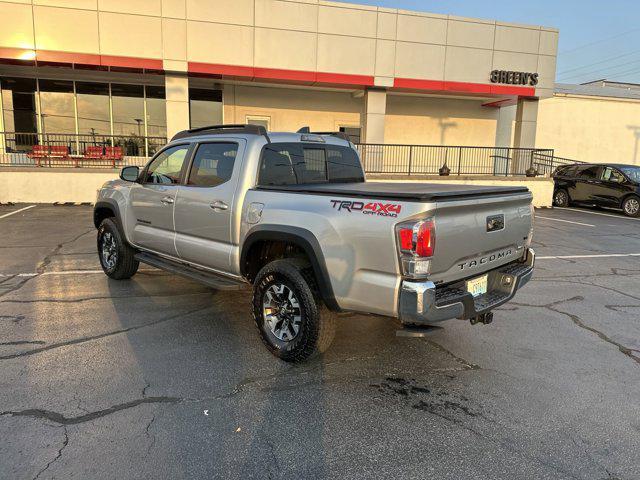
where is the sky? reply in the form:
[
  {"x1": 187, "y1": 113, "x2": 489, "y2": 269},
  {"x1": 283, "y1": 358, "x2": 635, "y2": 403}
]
[{"x1": 336, "y1": 0, "x2": 640, "y2": 85}]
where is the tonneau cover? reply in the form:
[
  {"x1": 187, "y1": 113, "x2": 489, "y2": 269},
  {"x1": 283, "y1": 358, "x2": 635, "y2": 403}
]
[{"x1": 256, "y1": 182, "x2": 529, "y2": 202}]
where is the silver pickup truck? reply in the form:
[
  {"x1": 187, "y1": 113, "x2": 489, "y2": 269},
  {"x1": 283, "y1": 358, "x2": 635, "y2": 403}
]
[{"x1": 94, "y1": 125, "x2": 535, "y2": 362}]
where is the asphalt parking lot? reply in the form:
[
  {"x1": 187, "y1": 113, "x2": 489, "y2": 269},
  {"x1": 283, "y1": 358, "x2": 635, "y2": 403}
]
[{"x1": 1, "y1": 203, "x2": 639, "y2": 479}]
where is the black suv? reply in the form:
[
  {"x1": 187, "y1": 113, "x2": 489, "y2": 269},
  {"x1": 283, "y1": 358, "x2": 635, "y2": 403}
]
[{"x1": 552, "y1": 163, "x2": 640, "y2": 217}]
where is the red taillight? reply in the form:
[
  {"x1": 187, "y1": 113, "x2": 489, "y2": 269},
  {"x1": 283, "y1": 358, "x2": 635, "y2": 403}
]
[
  {"x1": 399, "y1": 228, "x2": 414, "y2": 251},
  {"x1": 416, "y1": 221, "x2": 434, "y2": 257},
  {"x1": 396, "y1": 219, "x2": 435, "y2": 258}
]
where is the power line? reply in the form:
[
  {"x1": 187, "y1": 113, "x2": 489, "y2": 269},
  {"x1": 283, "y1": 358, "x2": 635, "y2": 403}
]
[
  {"x1": 558, "y1": 50, "x2": 640, "y2": 76},
  {"x1": 559, "y1": 57, "x2": 640, "y2": 81},
  {"x1": 560, "y1": 27, "x2": 640, "y2": 56}
]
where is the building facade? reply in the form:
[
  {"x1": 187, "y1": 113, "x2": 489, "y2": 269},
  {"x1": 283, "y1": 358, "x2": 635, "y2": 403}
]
[
  {"x1": 536, "y1": 82, "x2": 640, "y2": 165},
  {"x1": 0, "y1": 0, "x2": 559, "y2": 157}
]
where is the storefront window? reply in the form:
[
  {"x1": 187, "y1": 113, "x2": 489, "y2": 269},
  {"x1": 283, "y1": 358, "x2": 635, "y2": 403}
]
[
  {"x1": 145, "y1": 85, "x2": 167, "y2": 138},
  {"x1": 111, "y1": 84, "x2": 144, "y2": 137},
  {"x1": 0, "y1": 77, "x2": 38, "y2": 151},
  {"x1": 38, "y1": 79, "x2": 75, "y2": 135},
  {"x1": 1, "y1": 77, "x2": 37, "y2": 133},
  {"x1": 1, "y1": 76, "x2": 171, "y2": 154},
  {"x1": 76, "y1": 82, "x2": 110, "y2": 136},
  {"x1": 189, "y1": 88, "x2": 222, "y2": 128}
]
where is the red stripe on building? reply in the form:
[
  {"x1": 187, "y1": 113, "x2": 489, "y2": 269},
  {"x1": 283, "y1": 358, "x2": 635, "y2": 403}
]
[
  {"x1": 395, "y1": 77, "x2": 535, "y2": 97},
  {"x1": 188, "y1": 62, "x2": 254, "y2": 79},
  {"x1": 100, "y1": 55, "x2": 163, "y2": 70},
  {"x1": 253, "y1": 67, "x2": 316, "y2": 84},
  {"x1": 315, "y1": 72, "x2": 375, "y2": 87},
  {"x1": 37, "y1": 50, "x2": 101, "y2": 66}
]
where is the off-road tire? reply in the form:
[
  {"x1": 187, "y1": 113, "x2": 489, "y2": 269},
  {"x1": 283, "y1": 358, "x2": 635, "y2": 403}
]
[
  {"x1": 622, "y1": 195, "x2": 640, "y2": 218},
  {"x1": 553, "y1": 189, "x2": 570, "y2": 208},
  {"x1": 252, "y1": 258, "x2": 336, "y2": 362},
  {"x1": 97, "y1": 218, "x2": 139, "y2": 279}
]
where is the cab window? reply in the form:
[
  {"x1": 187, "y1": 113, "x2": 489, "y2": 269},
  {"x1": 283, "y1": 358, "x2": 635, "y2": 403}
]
[
  {"x1": 601, "y1": 167, "x2": 625, "y2": 183},
  {"x1": 187, "y1": 142, "x2": 238, "y2": 187},
  {"x1": 143, "y1": 145, "x2": 189, "y2": 184}
]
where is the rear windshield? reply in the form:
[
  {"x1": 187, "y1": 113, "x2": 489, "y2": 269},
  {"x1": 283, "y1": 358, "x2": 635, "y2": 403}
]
[{"x1": 258, "y1": 142, "x2": 364, "y2": 186}]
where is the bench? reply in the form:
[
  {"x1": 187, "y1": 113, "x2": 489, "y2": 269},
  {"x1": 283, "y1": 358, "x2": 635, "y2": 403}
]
[
  {"x1": 103, "y1": 146, "x2": 124, "y2": 168},
  {"x1": 27, "y1": 145, "x2": 70, "y2": 166}
]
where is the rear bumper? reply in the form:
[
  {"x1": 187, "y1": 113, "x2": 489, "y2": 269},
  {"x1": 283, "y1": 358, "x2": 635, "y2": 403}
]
[{"x1": 399, "y1": 249, "x2": 535, "y2": 325}]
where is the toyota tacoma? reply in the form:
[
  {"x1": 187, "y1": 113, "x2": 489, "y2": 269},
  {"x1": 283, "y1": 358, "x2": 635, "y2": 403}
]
[{"x1": 94, "y1": 125, "x2": 535, "y2": 362}]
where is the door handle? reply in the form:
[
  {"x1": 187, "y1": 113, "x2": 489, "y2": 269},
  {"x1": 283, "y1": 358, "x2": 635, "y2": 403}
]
[
  {"x1": 210, "y1": 201, "x2": 229, "y2": 211},
  {"x1": 161, "y1": 196, "x2": 174, "y2": 205}
]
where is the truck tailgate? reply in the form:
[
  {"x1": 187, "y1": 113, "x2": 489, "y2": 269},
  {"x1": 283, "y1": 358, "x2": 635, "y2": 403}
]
[{"x1": 429, "y1": 192, "x2": 533, "y2": 284}]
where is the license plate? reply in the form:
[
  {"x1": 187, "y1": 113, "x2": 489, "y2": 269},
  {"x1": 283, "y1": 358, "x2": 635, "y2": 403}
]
[{"x1": 466, "y1": 275, "x2": 488, "y2": 298}]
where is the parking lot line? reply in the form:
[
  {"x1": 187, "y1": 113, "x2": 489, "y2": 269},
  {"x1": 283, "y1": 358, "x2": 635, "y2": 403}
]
[
  {"x1": 538, "y1": 253, "x2": 640, "y2": 260},
  {"x1": 535, "y1": 215, "x2": 595, "y2": 227},
  {"x1": 557, "y1": 207, "x2": 640, "y2": 221},
  {"x1": 0, "y1": 205, "x2": 36, "y2": 219}
]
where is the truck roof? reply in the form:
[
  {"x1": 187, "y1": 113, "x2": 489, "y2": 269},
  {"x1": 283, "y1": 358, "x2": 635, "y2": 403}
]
[{"x1": 170, "y1": 124, "x2": 352, "y2": 147}]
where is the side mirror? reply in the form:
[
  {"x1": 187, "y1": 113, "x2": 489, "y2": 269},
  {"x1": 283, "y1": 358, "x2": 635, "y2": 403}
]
[{"x1": 120, "y1": 166, "x2": 140, "y2": 182}]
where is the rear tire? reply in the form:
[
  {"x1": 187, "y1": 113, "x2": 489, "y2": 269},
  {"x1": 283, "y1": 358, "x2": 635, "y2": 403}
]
[
  {"x1": 252, "y1": 258, "x2": 336, "y2": 362},
  {"x1": 622, "y1": 195, "x2": 640, "y2": 218},
  {"x1": 97, "y1": 218, "x2": 139, "y2": 279},
  {"x1": 553, "y1": 189, "x2": 570, "y2": 207}
]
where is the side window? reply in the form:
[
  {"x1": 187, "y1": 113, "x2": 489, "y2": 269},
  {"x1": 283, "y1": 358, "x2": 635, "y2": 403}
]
[
  {"x1": 187, "y1": 142, "x2": 238, "y2": 187},
  {"x1": 601, "y1": 167, "x2": 625, "y2": 183},
  {"x1": 143, "y1": 145, "x2": 189, "y2": 184},
  {"x1": 577, "y1": 166, "x2": 600, "y2": 180},
  {"x1": 327, "y1": 146, "x2": 364, "y2": 182}
]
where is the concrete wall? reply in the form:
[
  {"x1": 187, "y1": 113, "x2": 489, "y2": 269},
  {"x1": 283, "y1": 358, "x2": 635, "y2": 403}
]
[
  {"x1": 223, "y1": 84, "x2": 363, "y2": 132},
  {"x1": 537, "y1": 94, "x2": 640, "y2": 165},
  {"x1": 0, "y1": 168, "x2": 117, "y2": 203},
  {"x1": 0, "y1": 168, "x2": 552, "y2": 207},
  {"x1": 385, "y1": 95, "x2": 499, "y2": 146}
]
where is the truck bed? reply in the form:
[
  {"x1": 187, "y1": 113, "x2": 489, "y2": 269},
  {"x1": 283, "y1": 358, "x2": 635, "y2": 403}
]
[{"x1": 256, "y1": 182, "x2": 529, "y2": 202}]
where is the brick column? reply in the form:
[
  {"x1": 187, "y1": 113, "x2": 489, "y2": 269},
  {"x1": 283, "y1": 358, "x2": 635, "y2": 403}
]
[{"x1": 165, "y1": 73, "x2": 190, "y2": 140}]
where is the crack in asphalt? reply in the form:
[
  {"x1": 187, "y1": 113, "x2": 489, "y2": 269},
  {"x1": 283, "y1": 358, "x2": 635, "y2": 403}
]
[
  {"x1": 605, "y1": 304, "x2": 640, "y2": 312},
  {"x1": 1, "y1": 397, "x2": 182, "y2": 426},
  {"x1": 0, "y1": 340, "x2": 45, "y2": 346},
  {"x1": 532, "y1": 278, "x2": 640, "y2": 302},
  {"x1": 0, "y1": 291, "x2": 213, "y2": 305},
  {"x1": 33, "y1": 425, "x2": 68, "y2": 480},
  {"x1": 0, "y1": 229, "x2": 94, "y2": 301},
  {"x1": 423, "y1": 339, "x2": 481, "y2": 370},
  {"x1": 0, "y1": 305, "x2": 212, "y2": 361},
  {"x1": 512, "y1": 296, "x2": 640, "y2": 366},
  {"x1": 0, "y1": 314, "x2": 25, "y2": 324}
]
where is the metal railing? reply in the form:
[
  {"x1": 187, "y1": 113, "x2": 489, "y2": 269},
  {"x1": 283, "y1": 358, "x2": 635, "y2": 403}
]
[
  {"x1": 0, "y1": 132, "x2": 166, "y2": 168},
  {"x1": 356, "y1": 144, "x2": 557, "y2": 176},
  {"x1": 530, "y1": 152, "x2": 584, "y2": 176}
]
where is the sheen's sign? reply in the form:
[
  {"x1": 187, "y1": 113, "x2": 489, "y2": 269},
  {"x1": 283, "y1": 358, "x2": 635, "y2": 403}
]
[{"x1": 490, "y1": 70, "x2": 539, "y2": 86}]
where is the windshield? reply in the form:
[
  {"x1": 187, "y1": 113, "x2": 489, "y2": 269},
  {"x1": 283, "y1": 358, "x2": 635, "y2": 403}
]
[{"x1": 620, "y1": 166, "x2": 640, "y2": 183}]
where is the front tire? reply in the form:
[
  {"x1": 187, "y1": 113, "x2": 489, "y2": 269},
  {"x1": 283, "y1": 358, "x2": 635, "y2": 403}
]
[
  {"x1": 97, "y1": 218, "x2": 139, "y2": 279},
  {"x1": 252, "y1": 259, "x2": 336, "y2": 362},
  {"x1": 554, "y1": 189, "x2": 570, "y2": 207},
  {"x1": 622, "y1": 195, "x2": 640, "y2": 217}
]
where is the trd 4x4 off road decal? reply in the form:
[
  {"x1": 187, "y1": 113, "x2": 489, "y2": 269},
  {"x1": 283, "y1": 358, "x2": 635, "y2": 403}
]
[{"x1": 330, "y1": 200, "x2": 402, "y2": 218}]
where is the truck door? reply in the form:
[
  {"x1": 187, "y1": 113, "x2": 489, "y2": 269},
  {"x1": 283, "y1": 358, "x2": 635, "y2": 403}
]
[
  {"x1": 173, "y1": 140, "x2": 245, "y2": 273},
  {"x1": 129, "y1": 144, "x2": 192, "y2": 256}
]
